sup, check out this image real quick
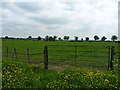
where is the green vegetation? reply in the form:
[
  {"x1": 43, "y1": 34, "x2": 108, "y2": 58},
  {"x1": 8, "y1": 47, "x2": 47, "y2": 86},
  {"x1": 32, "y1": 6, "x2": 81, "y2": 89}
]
[
  {"x1": 3, "y1": 39, "x2": 117, "y2": 47},
  {"x1": 2, "y1": 39, "x2": 118, "y2": 69},
  {"x1": 2, "y1": 59, "x2": 58, "y2": 88},
  {"x1": 47, "y1": 68, "x2": 118, "y2": 88},
  {"x1": 2, "y1": 39, "x2": 119, "y2": 88},
  {"x1": 2, "y1": 59, "x2": 119, "y2": 88}
]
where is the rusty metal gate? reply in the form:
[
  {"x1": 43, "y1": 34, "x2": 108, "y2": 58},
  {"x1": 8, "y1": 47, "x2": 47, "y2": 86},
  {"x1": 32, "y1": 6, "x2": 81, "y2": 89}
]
[{"x1": 44, "y1": 45, "x2": 118, "y2": 70}]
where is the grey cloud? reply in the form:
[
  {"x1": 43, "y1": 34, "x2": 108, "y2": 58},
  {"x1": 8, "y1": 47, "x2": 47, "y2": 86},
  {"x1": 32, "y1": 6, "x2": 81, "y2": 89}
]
[
  {"x1": 2, "y1": 2, "x2": 10, "y2": 9},
  {"x1": 15, "y1": 2, "x2": 42, "y2": 12},
  {"x1": 47, "y1": 26, "x2": 58, "y2": 30},
  {"x1": 30, "y1": 16, "x2": 69, "y2": 24},
  {"x1": 2, "y1": 2, "x2": 25, "y2": 16},
  {"x1": 62, "y1": 2, "x2": 77, "y2": 6},
  {"x1": 47, "y1": 25, "x2": 61, "y2": 30},
  {"x1": 1, "y1": 1, "x2": 118, "y2": 39},
  {"x1": 61, "y1": 2, "x2": 76, "y2": 11}
]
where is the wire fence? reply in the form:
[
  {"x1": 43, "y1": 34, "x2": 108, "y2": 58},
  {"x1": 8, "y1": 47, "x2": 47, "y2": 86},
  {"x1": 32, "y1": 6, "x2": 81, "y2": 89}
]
[
  {"x1": 2, "y1": 46, "x2": 44, "y2": 65},
  {"x1": 1, "y1": 45, "x2": 119, "y2": 70}
]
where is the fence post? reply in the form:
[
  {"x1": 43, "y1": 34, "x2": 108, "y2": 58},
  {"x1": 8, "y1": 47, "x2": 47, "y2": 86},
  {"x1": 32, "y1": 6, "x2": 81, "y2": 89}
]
[
  {"x1": 6, "y1": 47, "x2": 8, "y2": 60},
  {"x1": 12, "y1": 48, "x2": 15, "y2": 60},
  {"x1": 75, "y1": 46, "x2": 77, "y2": 66},
  {"x1": 13, "y1": 48, "x2": 17, "y2": 60},
  {"x1": 2, "y1": 46, "x2": 3, "y2": 58},
  {"x1": 109, "y1": 46, "x2": 115, "y2": 70},
  {"x1": 44, "y1": 46, "x2": 48, "y2": 69},
  {"x1": 26, "y1": 49, "x2": 30, "y2": 64},
  {"x1": 118, "y1": 42, "x2": 120, "y2": 71},
  {"x1": 108, "y1": 46, "x2": 110, "y2": 70}
]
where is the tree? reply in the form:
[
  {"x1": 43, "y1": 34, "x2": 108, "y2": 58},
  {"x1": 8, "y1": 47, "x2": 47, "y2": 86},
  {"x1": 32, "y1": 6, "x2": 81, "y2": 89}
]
[
  {"x1": 58, "y1": 37, "x2": 62, "y2": 41},
  {"x1": 5, "y1": 36, "x2": 8, "y2": 39},
  {"x1": 66, "y1": 36, "x2": 69, "y2": 41},
  {"x1": 74, "y1": 36, "x2": 78, "y2": 41},
  {"x1": 53, "y1": 36, "x2": 58, "y2": 41},
  {"x1": 85, "y1": 37, "x2": 89, "y2": 41},
  {"x1": 94, "y1": 35, "x2": 99, "y2": 41},
  {"x1": 38, "y1": 36, "x2": 42, "y2": 40},
  {"x1": 111, "y1": 35, "x2": 117, "y2": 41},
  {"x1": 45, "y1": 35, "x2": 49, "y2": 41},
  {"x1": 27, "y1": 36, "x2": 32, "y2": 40},
  {"x1": 63, "y1": 36, "x2": 67, "y2": 40},
  {"x1": 49, "y1": 36, "x2": 53, "y2": 41},
  {"x1": 63, "y1": 36, "x2": 69, "y2": 41},
  {"x1": 81, "y1": 38, "x2": 83, "y2": 41},
  {"x1": 101, "y1": 36, "x2": 107, "y2": 41}
]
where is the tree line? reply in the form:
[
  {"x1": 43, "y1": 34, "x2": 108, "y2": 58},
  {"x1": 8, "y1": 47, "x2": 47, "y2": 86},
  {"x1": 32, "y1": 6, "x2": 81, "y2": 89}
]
[{"x1": 3, "y1": 35, "x2": 118, "y2": 41}]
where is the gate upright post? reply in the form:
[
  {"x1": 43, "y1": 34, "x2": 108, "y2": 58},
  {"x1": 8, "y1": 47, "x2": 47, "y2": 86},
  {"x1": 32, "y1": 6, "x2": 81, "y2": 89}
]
[
  {"x1": 108, "y1": 46, "x2": 110, "y2": 70},
  {"x1": 118, "y1": 42, "x2": 120, "y2": 71},
  {"x1": 110, "y1": 46, "x2": 115, "y2": 70},
  {"x1": 44, "y1": 46, "x2": 48, "y2": 69}
]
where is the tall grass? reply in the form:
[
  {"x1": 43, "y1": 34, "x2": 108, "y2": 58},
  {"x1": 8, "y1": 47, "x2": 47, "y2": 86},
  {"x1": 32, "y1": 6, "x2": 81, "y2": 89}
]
[{"x1": 2, "y1": 59, "x2": 119, "y2": 89}]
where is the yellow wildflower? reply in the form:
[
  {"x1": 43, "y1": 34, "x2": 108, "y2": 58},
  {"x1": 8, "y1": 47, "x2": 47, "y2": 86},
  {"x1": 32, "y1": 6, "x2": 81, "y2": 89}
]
[
  {"x1": 87, "y1": 72, "x2": 93, "y2": 76},
  {"x1": 104, "y1": 79, "x2": 109, "y2": 83},
  {"x1": 65, "y1": 76, "x2": 68, "y2": 79}
]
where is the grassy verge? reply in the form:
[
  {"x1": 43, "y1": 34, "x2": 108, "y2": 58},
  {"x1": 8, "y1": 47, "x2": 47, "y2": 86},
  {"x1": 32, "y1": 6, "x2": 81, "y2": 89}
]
[
  {"x1": 47, "y1": 68, "x2": 118, "y2": 88},
  {"x1": 2, "y1": 59, "x2": 119, "y2": 89},
  {"x1": 2, "y1": 59, "x2": 58, "y2": 88}
]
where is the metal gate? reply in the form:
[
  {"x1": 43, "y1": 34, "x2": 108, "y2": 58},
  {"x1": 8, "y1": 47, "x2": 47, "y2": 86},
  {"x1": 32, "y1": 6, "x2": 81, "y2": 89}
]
[{"x1": 44, "y1": 45, "x2": 117, "y2": 70}]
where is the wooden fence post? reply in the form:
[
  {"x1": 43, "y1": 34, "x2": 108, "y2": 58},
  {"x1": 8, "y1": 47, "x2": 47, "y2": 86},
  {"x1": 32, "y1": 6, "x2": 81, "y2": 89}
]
[
  {"x1": 6, "y1": 47, "x2": 8, "y2": 60},
  {"x1": 75, "y1": 46, "x2": 77, "y2": 66},
  {"x1": 26, "y1": 49, "x2": 30, "y2": 64},
  {"x1": 44, "y1": 46, "x2": 48, "y2": 69},
  {"x1": 12, "y1": 48, "x2": 15, "y2": 60},
  {"x1": 118, "y1": 42, "x2": 120, "y2": 68},
  {"x1": 13, "y1": 48, "x2": 17, "y2": 60},
  {"x1": 109, "y1": 46, "x2": 115, "y2": 70},
  {"x1": 2, "y1": 46, "x2": 3, "y2": 58},
  {"x1": 108, "y1": 46, "x2": 110, "y2": 70}
]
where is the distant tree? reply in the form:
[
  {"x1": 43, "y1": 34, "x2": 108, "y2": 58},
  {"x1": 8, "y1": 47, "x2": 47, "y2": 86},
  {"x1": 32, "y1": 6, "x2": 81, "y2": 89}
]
[
  {"x1": 85, "y1": 37, "x2": 89, "y2": 41},
  {"x1": 49, "y1": 36, "x2": 53, "y2": 41},
  {"x1": 66, "y1": 36, "x2": 69, "y2": 41},
  {"x1": 53, "y1": 36, "x2": 58, "y2": 41},
  {"x1": 74, "y1": 36, "x2": 78, "y2": 41},
  {"x1": 111, "y1": 35, "x2": 117, "y2": 41},
  {"x1": 27, "y1": 36, "x2": 32, "y2": 40},
  {"x1": 81, "y1": 38, "x2": 83, "y2": 41},
  {"x1": 101, "y1": 36, "x2": 107, "y2": 41},
  {"x1": 63, "y1": 36, "x2": 67, "y2": 40},
  {"x1": 38, "y1": 36, "x2": 42, "y2": 40},
  {"x1": 5, "y1": 36, "x2": 8, "y2": 39},
  {"x1": 94, "y1": 35, "x2": 99, "y2": 41},
  {"x1": 63, "y1": 36, "x2": 69, "y2": 41},
  {"x1": 45, "y1": 35, "x2": 49, "y2": 41},
  {"x1": 58, "y1": 37, "x2": 62, "y2": 41}
]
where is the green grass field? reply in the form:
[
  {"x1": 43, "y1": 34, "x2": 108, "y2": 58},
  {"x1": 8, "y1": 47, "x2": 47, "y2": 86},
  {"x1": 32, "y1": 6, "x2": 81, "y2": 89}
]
[
  {"x1": 2, "y1": 39, "x2": 119, "y2": 88},
  {"x1": 2, "y1": 39, "x2": 118, "y2": 69},
  {"x1": 2, "y1": 39, "x2": 117, "y2": 48}
]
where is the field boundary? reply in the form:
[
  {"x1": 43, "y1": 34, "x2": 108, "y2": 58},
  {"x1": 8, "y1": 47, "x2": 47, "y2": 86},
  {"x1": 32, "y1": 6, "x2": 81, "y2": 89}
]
[
  {"x1": 45, "y1": 45, "x2": 117, "y2": 70},
  {"x1": 2, "y1": 47, "x2": 44, "y2": 64},
  {"x1": 2, "y1": 45, "x2": 119, "y2": 70}
]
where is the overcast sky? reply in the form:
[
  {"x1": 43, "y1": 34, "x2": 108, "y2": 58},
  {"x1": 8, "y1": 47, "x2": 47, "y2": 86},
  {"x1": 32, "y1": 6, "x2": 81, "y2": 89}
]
[{"x1": 1, "y1": 0, "x2": 119, "y2": 40}]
